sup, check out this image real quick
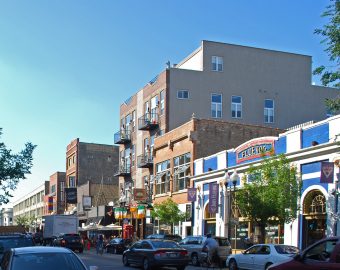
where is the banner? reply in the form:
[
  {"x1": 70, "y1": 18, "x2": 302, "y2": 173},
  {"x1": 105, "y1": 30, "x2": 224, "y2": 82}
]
[
  {"x1": 320, "y1": 162, "x2": 334, "y2": 183},
  {"x1": 65, "y1": 188, "x2": 77, "y2": 204},
  {"x1": 48, "y1": 196, "x2": 53, "y2": 212},
  {"x1": 103, "y1": 206, "x2": 116, "y2": 225},
  {"x1": 137, "y1": 205, "x2": 145, "y2": 218},
  {"x1": 209, "y1": 183, "x2": 219, "y2": 214},
  {"x1": 187, "y1": 188, "x2": 197, "y2": 202}
]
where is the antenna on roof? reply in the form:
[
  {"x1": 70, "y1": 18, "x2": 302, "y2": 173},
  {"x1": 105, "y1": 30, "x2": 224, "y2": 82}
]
[{"x1": 166, "y1": 61, "x2": 171, "y2": 69}]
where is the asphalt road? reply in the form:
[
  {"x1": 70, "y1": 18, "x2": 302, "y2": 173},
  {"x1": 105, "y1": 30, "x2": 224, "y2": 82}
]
[{"x1": 78, "y1": 249, "x2": 228, "y2": 270}]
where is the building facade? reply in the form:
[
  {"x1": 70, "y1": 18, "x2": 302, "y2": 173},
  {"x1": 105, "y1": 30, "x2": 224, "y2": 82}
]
[
  {"x1": 152, "y1": 117, "x2": 283, "y2": 238},
  {"x1": 192, "y1": 115, "x2": 340, "y2": 250},
  {"x1": 46, "y1": 172, "x2": 66, "y2": 215},
  {"x1": 0, "y1": 208, "x2": 13, "y2": 226},
  {"x1": 12, "y1": 181, "x2": 49, "y2": 231},
  {"x1": 66, "y1": 139, "x2": 120, "y2": 205},
  {"x1": 115, "y1": 40, "x2": 339, "y2": 206}
]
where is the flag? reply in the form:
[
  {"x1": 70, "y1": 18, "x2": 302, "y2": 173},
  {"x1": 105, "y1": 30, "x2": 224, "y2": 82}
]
[
  {"x1": 320, "y1": 162, "x2": 334, "y2": 183},
  {"x1": 187, "y1": 188, "x2": 197, "y2": 202},
  {"x1": 209, "y1": 183, "x2": 219, "y2": 214}
]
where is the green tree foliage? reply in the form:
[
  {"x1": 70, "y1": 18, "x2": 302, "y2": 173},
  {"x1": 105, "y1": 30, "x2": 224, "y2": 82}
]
[
  {"x1": 152, "y1": 198, "x2": 186, "y2": 232},
  {"x1": 15, "y1": 215, "x2": 36, "y2": 230},
  {"x1": 0, "y1": 128, "x2": 36, "y2": 205},
  {"x1": 236, "y1": 154, "x2": 301, "y2": 243},
  {"x1": 313, "y1": 0, "x2": 340, "y2": 88}
]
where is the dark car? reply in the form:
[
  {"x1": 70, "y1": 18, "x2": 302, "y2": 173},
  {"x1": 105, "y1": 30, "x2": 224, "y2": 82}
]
[
  {"x1": 268, "y1": 236, "x2": 340, "y2": 270},
  {"x1": 52, "y1": 233, "x2": 84, "y2": 253},
  {"x1": 0, "y1": 234, "x2": 35, "y2": 260},
  {"x1": 146, "y1": 234, "x2": 182, "y2": 242},
  {"x1": 33, "y1": 232, "x2": 43, "y2": 245},
  {"x1": 106, "y1": 238, "x2": 132, "y2": 254},
  {"x1": 0, "y1": 246, "x2": 97, "y2": 270},
  {"x1": 122, "y1": 239, "x2": 190, "y2": 270}
]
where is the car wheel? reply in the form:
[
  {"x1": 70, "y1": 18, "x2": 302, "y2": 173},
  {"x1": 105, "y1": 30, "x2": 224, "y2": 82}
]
[
  {"x1": 229, "y1": 259, "x2": 238, "y2": 270},
  {"x1": 265, "y1": 262, "x2": 273, "y2": 270},
  {"x1": 143, "y1": 258, "x2": 150, "y2": 270},
  {"x1": 122, "y1": 255, "x2": 129, "y2": 266},
  {"x1": 191, "y1": 253, "x2": 199, "y2": 266}
]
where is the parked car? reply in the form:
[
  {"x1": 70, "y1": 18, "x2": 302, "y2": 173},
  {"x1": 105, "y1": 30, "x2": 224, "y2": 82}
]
[
  {"x1": 268, "y1": 237, "x2": 340, "y2": 270},
  {"x1": 122, "y1": 239, "x2": 190, "y2": 270},
  {"x1": 33, "y1": 232, "x2": 43, "y2": 245},
  {"x1": 146, "y1": 234, "x2": 182, "y2": 242},
  {"x1": 106, "y1": 238, "x2": 132, "y2": 254},
  {"x1": 179, "y1": 235, "x2": 232, "y2": 266},
  {"x1": 226, "y1": 244, "x2": 299, "y2": 270},
  {"x1": 0, "y1": 246, "x2": 97, "y2": 270},
  {"x1": 0, "y1": 234, "x2": 35, "y2": 260},
  {"x1": 52, "y1": 233, "x2": 84, "y2": 253}
]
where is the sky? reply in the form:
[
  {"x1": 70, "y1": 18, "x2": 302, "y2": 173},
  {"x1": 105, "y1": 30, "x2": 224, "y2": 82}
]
[{"x1": 0, "y1": 0, "x2": 334, "y2": 206}]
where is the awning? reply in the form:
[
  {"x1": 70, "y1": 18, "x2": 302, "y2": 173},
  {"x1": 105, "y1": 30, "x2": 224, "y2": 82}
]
[
  {"x1": 100, "y1": 224, "x2": 122, "y2": 231},
  {"x1": 85, "y1": 216, "x2": 103, "y2": 226}
]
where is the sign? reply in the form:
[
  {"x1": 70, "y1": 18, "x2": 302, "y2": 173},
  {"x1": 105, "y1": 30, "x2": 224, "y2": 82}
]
[
  {"x1": 320, "y1": 162, "x2": 334, "y2": 183},
  {"x1": 48, "y1": 196, "x2": 53, "y2": 212},
  {"x1": 133, "y1": 188, "x2": 147, "y2": 201},
  {"x1": 186, "y1": 204, "x2": 192, "y2": 221},
  {"x1": 83, "y1": 196, "x2": 92, "y2": 209},
  {"x1": 209, "y1": 183, "x2": 219, "y2": 214},
  {"x1": 187, "y1": 188, "x2": 197, "y2": 202},
  {"x1": 65, "y1": 188, "x2": 77, "y2": 204},
  {"x1": 103, "y1": 206, "x2": 116, "y2": 225},
  {"x1": 236, "y1": 139, "x2": 275, "y2": 164}
]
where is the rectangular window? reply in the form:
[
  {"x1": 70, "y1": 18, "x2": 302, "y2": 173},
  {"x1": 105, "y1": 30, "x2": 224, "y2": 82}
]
[
  {"x1": 177, "y1": 90, "x2": 189, "y2": 99},
  {"x1": 155, "y1": 160, "x2": 170, "y2": 195},
  {"x1": 145, "y1": 101, "x2": 150, "y2": 114},
  {"x1": 211, "y1": 93, "x2": 222, "y2": 118},
  {"x1": 69, "y1": 176, "x2": 76, "y2": 187},
  {"x1": 60, "y1": 181, "x2": 65, "y2": 201},
  {"x1": 231, "y1": 96, "x2": 242, "y2": 118},
  {"x1": 264, "y1": 99, "x2": 274, "y2": 123},
  {"x1": 51, "y1": 184, "x2": 56, "y2": 194},
  {"x1": 151, "y1": 95, "x2": 159, "y2": 122},
  {"x1": 173, "y1": 153, "x2": 191, "y2": 192},
  {"x1": 125, "y1": 114, "x2": 131, "y2": 131},
  {"x1": 131, "y1": 144, "x2": 135, "y2": 167},
  {"x1": 160, "y1": 90, "x2": 165, "y2": 115},
  {"x1": 132, "y1": 110, "x2": 136, "y2": 131},
  {"x1": 212, "y1": 56, "x2": 223, "y2": 71}
]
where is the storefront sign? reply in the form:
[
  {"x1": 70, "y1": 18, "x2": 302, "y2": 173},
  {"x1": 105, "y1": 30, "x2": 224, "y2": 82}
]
[
  {"x1": 320, "y1": 161, "x2": 334, "y2": 183},
  {"x1": 65, "y1": 188, "x2": 77, "y2": 204},
  {"x1": 187, "y1": 188, "x2": 197, "y2": 202},
  {"x1": 133, "y1": 188, "x2": 147, "y2": 201},
  {"x1": 236, "y1": 139, "x2": 275, "y2": 164},
  {"x1": 83, "y1": 196, "x2": 92, "y2": 210},
  {"x1": 209, "y1": 183, "x2": 219, "y2": 214}
]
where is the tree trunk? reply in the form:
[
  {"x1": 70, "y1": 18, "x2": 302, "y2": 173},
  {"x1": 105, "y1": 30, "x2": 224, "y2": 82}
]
[{"x1": 260, "y1": 223, "x2": 266, "y2": 244}]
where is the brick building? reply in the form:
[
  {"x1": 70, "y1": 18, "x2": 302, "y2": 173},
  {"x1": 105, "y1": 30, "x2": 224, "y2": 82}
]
[{"x1": 46, "y1": 172, "x2": 66, "y2": 215}]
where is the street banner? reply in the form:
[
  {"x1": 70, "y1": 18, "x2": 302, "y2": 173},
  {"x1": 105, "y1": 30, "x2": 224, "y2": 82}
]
[
  {"x1": 187, "y1": 188, "x2": 197, "y2": 202},
  {"x1": 320, "y1": 162, "x2": 334, "y2": 183},
  {"x1": 65, "y1": 188, "x2": 77, "y2": 204},
  {"x1": 209, "y1": 183, "x2": 219, "y2": 214},
  {"x1": 48, "y1": 196, "x2": 53, "y2": 212},
  {"x1": 137, "y1": 205, "x2": 145, "y2": 218}
]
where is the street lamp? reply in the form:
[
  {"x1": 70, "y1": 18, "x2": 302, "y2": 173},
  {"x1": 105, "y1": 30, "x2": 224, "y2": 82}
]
[{"x1": 225, "y1": 170, "x2": 239, "y2": 253}]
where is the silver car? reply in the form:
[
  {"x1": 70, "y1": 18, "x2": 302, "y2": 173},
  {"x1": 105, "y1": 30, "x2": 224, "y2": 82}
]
[{"x1": 179, "y1": 236, "x2": 232, "y2": 266}]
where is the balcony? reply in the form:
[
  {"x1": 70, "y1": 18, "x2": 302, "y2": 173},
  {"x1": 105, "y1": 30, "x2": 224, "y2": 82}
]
[
  {"x1": 114, "y1": 129, "x2": 131, "y2": 144},
  {"x1": 138, "y1": 113, "x2": 159, "y2": 131},
  {"x1": 114, "y1": 164, "x2": 131, "y2": 177},
  {"x1": 137, "y1": 153, "x2": 153, "y2": 168}
]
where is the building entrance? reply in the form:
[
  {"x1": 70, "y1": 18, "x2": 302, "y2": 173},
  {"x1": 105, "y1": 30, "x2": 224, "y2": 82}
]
[{"x1": 302, "y1": 190, "x2": 326, "y2": 248}]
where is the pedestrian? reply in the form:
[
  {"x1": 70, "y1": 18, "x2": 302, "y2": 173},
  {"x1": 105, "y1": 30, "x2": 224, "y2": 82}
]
[
  {"x1": 202, "y1": 233, "x2": 219, "y2": 265},
  {"x1": 96, "y1": 234, "x2": 104, "y2": 255}
]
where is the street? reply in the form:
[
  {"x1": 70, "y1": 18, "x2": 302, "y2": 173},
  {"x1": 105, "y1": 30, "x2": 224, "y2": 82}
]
[{"x1": 78, "y1": 249, "x2": 228, "y2": 270}]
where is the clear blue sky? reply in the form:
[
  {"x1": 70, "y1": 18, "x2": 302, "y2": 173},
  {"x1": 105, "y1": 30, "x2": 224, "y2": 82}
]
[{"x1": 0, "y1": 0, "x2": 333, "y2": 205}]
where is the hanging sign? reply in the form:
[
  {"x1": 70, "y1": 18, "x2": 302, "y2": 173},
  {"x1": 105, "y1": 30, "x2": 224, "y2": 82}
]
[
  {"x1": 236, "y1": 139, "x2": 275, "y2": 164},
  {"x1": 209, "y1": 183, "x2": 219, "y2": 214},
  {"x1": 65, "y1": 188, "x2": 77, "y2": 204},
  {"x1": 187, "y1": 188, "x2": 197, "y2": 202},
  {"x1": 137, "y1": 205, "x2": 145, "y2": 218},
  {"x1": 133, "y1": 188, "x2": 147, "y2": 201},
  {"x1": 320, "y1": 162, "x2": 334, "y2": 183}
]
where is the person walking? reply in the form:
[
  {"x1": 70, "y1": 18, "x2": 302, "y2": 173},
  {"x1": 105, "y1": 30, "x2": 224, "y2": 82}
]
[
  {"x1": 202, "y1": 233, "x2": 219, "y2": 265},
  {"x1": 96, "y1": 234, "x2": 104, "y2": 255}
]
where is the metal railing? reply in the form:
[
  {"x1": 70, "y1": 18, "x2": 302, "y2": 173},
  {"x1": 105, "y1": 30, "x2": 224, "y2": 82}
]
[{"x1": 138, "y1": 113, "x2": 159, "y2": 130}]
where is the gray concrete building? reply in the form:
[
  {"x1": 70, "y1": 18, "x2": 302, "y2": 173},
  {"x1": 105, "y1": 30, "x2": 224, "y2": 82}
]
[
  {"x1": 115, "y1": 40, "x2": 339, "y2": 199},
  {"x1": 0, "y1": 208, "x2": 13, "y2": 226}
]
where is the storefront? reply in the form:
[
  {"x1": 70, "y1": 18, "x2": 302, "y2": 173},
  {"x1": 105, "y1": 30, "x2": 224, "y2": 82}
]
[{"x1": 192, "y1": 115, "x2": 340, "y2": 249}]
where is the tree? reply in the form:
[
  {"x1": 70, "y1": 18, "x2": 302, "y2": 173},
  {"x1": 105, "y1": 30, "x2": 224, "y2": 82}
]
[
  {"x1": 15, "y1": 215, "x2": 36, "y2": 231},
  {"x1": 0, "y1": 128, "x2": 36, "y2": 205},
  {"x1": 151, "y1": 198, "x2": 186, "y2": 234},
  {"x1": 313, "y1": 0, "x2": 340, "y2": 113},
  {"x1": 235, "y1": 154, "x2": 301, "y2": 244}
]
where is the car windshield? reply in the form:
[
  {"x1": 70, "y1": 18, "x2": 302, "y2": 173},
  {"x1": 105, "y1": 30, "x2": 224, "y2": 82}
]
[
  {"x1": 274, "y1": 245, "x2": 299, "y2": 254},
  {"x1": 164, "y1": 235, "x2": 181, "y2": 242},
  {"x1": 215, "y1": 238, "x2": 230, "y2": 246},
  {"x1": 0, "y1": 237, "x2": 34, "y2": 254},
  {"x1": 151, "y1": 241, "x2": 180, "y2": 249},
  {"x1": 11, "y1": 252, "x2": 86, "y2": 270}
]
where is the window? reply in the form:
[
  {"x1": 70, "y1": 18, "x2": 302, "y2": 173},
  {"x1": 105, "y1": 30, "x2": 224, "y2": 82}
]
[
  {"x1": 68, "y1": 176, "x2": 76, "y2": 187},
  {"x1": 211, "y1": 94, "x2": 222, "y2": 118},
  {"x1": 151, "y1": 95, "x2": 159, "y2": 122},
  {"x1": 212, "y1": 56, "x2": 223, "y2": 71},
  {"x1": 60, "y1": 181, "x2": 65, "y2": 202},
  {"x1": 177, "y1": 90, "x2": 189, "y2": 99},
  {"x1": 305, "y1": 239, "x2": 337, "y2": 261},
  {"x1": 51, "y1": 184, "x2": 56, "y2": 194},
  {"x1": 145, "y1": 101, "x2": 150, "y2": 115},
  {"x1": 125, "y1": 114, "x2": 132, "y2": 131},
  {"x1": 144, "y1": 138, "x2": 149, "y2": 155},
  {"x1": 160, "y1": 90, "x2": 165, "y2": 115},
  {"x1": 173, "y1": 153, "x2": 191, "y2": 192},
  {"x1": 132, "y1": 110, "x2": 136, "y2": 131},
  {"x1": 131, "y1": 144, "x2": 135, "y2": 167},
  {"x1": 155, "y1": 160, "x2": 170, "y2": 195},
  {"x1": 264, "y1": 99, "x2": 274, "y2": 123},
  {"x1": 231, "y1": 96, "x2": 242, "y2": 118}
]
